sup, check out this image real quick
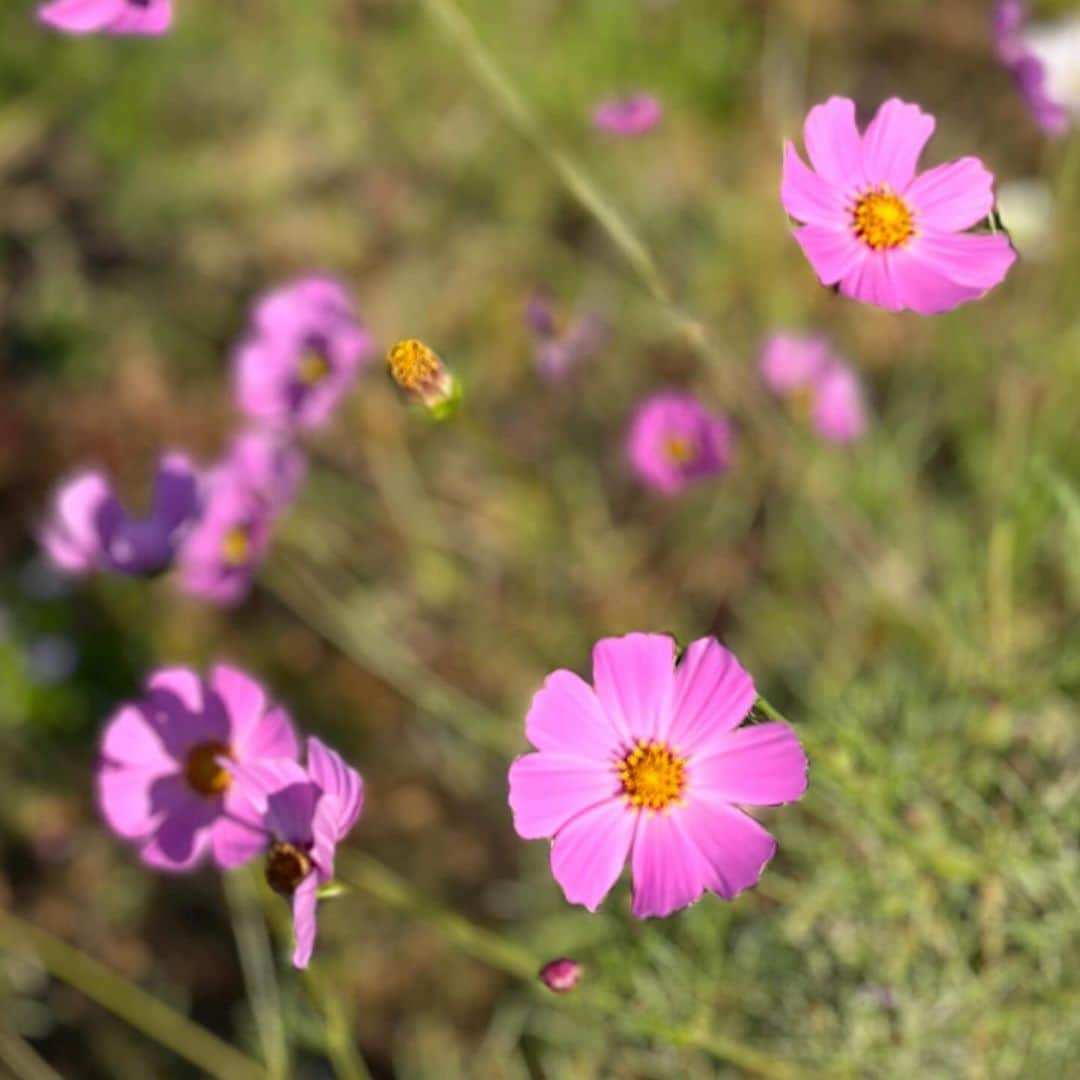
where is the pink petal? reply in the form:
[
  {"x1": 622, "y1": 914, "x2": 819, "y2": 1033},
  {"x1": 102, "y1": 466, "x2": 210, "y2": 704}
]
[
  {"x1": 290, "y1": 874, "x2": 320, "y2": 969},
  {"x1": 524, "y1": 669, "x2": 622, "y2": 759},
  {"x1": 905, "y1": 157, "x2": 995, "y2": 232},
  {"x1": 802, "y1": 97, "x2": 864, "y2": 190},
  {"x1": 780, "y1": 142, "x2": 845, "y2": 227},
  {"x1": 860, "y1": 98, "x2": 934, "y2": 191},
  {"x1": 306, "y1": 737, "x2": 364, "y2": 840},
  {"x1": 592, "y1": 633, "x2": 676, "y2": 743},
  {"x1": 209, "y1": 664, "x2": 267, "y2": 745},
  {"x1": 99, "y1": 704, "x2": 174, "y2": 770},
  {"x1": 680, "y1": 798, "x2": 777, "y2": 900},
  {"x1": 629, "y1": 810, "x2": 709, "y2": 918},
  {"x1": 97, "y1": 765, "x2": 164, "y2": 839},
  {"x1": 549, "y1": 797, "x2": 636, "y2": 912},
  {"x1": 138, "y1": 796, "x2": 216, "y2": 873},
  {"x1": 210, "y1": 810, "x2": 268, "y2": 870},
  {"x1": 152, "y1": 452, "x2": 198, "y2": 531},
  {"x1": 38, "y1": 0, "x2": 120, "y2": 33},
  {"x1": 508, "y1": 753, "x2": 619, "y2": 840},
  {"x1": 264, "y1": 778, "x2": 318, "y2": 845},
  {"x1": 908, "y1": 230, "x2": 1017, "y2": 291},
  {"x1": 792, "y1": 225, "x2": 865, "y2": 286},
  {"x1": 146, "y1": 667, "x2": 204, "y2": 715},
  {"x1": 888, "y1": 248, "x2": 986, "y2": 315},
  {"x1": 837, "y1": 251, "x2": 905, "y2": 311},
  {"x1": 691, "y1": 722, "x2": 808, "y2": 806},
  {"x1": 244, "y1": 706, "x2": 300, "y2": 762},
  {"x1": 667, "y1": 638, "x2": 756, "y2": 755},
  {"x1": 310, "y1": 794, "x2": 343, "y2": 880}
]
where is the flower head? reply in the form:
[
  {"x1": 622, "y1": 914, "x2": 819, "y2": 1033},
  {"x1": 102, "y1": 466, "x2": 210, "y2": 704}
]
[
  {"x1": 386, "y1": 339, "x2": 461, "y2": 418},
  {"x1": 626, "y1": 392, "x2": 733, "y2": 496},
  {"x1": 593, "y1": 94, "x2": 663, "y2": 137},
  {"x1": 228, "y1": 737, "x2": 364, "y2": 968},
  {"x1": 38, "y1": 0, "x2": 172, "y2": 35},
  {"x1": 40, "y1": 453, "x2": 198, "y2": 578},
  {"x1": 233, "y1": 276, "x2": 374, "y2": 431},
  {"x1": 96, "y1": 665, "x2": 299, "y2": 872},
  {"x1": 782, "y1": 97, "x2": 1016, "y2": 314},
  {"x1": 221, "y1": 429, "x2": 307, "y2": 512},
  {"x1": 994, "y1": 2, "x2": 1080, "y2": 136},
  {"x1": 509, "y1": 634, "x2": 807, "y2": 917}
]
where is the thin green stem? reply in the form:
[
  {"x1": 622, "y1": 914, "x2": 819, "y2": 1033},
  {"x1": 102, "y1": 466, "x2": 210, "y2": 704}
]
[
  {"x1": 0, "y1": 907, "x2": 265, "y2": 1080},
  {"x1": 0, "y1": 1020, "x2": 61, "y2": 1080}
]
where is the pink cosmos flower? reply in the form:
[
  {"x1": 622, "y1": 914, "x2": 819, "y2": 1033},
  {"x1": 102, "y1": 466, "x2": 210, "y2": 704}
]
[
  {"x1": 626, "y1": 392, "x2": 733, "y2": 496},
  {"x1": 760, "y1": 333, "x2": 867, "y2": 444},
  {"x1": 233, "y1": 275, "x2": 375, "y2": 431},
  {"x1": 593, "y1": 94, "x2": 663, "y2": 137},
  {"x1": 38, "y1": 0, "x2": 172, "y2": 36},
  {"x1": 227, "y1": 737, "x2": 364, "y2": 968},
  {"x1": 221, "y1": 429, "x2": 307, "y2": 512},
  {"x1": 40, "y1": 453, "x2": 198, "y2": 577},
  {"x1": 96, "y1": 665, "x2": 299, "y2": 872},
  {"x1": 508, "y1": 634, "x2": 808, "y2": 917},
  {"x1": 994, "y1": 2, "x2": 1080, "y2": 136},
  {"x1": 782, "y1": 97, "x2": 1016, "y2": 314}
]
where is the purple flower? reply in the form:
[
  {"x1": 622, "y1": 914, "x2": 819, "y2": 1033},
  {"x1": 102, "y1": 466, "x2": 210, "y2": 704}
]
[
  {"x1": 40, "y1": 453, "x2": 198, "y2": 578},
  {"x1": 175, "y1": 465, "x2": 276, "y2": 606},
  {"x1": 228, "y1": 738, "x2": 364, "y2": 968},
  {"x1": 626, "y1": 392, "x2": 733, "y2": 496},
  {"x1": 233, "y1": 276, "x2": 375, "y2": 431},
  {"x1": 96, "y1": 665, "x2": 300, "y2": 872},
  {"x1": 592, "y1": 94, "x2": 663, "y2": 137},
  {"x1": 221, "y1": 429, "x2": 307, "y2": 511},
  {"x1": 994, "y1": 2, "x2": 1079, "y2": 136},
  {"x1": 38, "y1": 0, "x2": 172, "y2": 35},
  {"x1": 525, "y1": 292, "x2": 606, "y2": 383}
]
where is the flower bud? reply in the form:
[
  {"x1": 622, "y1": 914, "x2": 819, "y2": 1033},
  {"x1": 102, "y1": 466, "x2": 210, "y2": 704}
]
[
  {"x1": 539, "y1": 957, "x2": 581, "y2": 993},
  {"x1": 386, "y1": 339, "x2": 461, "y2": 419}
]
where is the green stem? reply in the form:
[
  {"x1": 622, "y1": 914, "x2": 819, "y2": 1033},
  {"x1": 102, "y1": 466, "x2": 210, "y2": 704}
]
[
  {"x1": 0, "y1": 1020, "x2": 61, "y2": 1080},
  {"x1": 0, "y1": 906, "x2": 265, "y2": 1080}
]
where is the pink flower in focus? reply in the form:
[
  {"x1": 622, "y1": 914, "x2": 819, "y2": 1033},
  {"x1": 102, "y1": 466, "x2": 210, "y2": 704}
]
[
  {"x1": 96, "y1": 665, "x2": 299, "y2": 872},
  {"x1": 228, "y1": 738, "x2": 364, "y2": 968},
  {"x1": 222, "y1": 429, "x2": 307, "y2": 511},
  {"x1": 40, "y1": 453, "x2": 198, "y2": 577},
  {"x1": 233, "y1": 276, "x2": 375, "y2": 431},
  {"x1": 593, "y1": 94, "x2": 663, "y2": 137},
  {"x1": 38, "y1": 0, "x2": 172, "y2": 35},
  {"x1": 508, "y1": 634, "x2": 808, "y2": 917},
  {"x1": 782, "y1": 97, "x2": 1016, "y2": 314},
  {"x1": 760, "y1": 333, "x2": 867, "y2": 444},
  {"x1": 626, "y1": 392, "x2": 732, "y2": 496}
]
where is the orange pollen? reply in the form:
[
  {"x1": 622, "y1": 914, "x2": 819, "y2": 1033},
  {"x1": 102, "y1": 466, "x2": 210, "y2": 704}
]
[
  {"x1": 663, "y1": 436, "x2": 695, "y2": 465},
  {"x1": 221, "y1": 526, "x2": 251, "y2": 568},
  {"x1": 851, "y1": 187, "x2": 915, "y2": 250},
  {"x1": 387, "y1": 338, "x2": 441, "y2": 392},
  {"x1": 265, "y1": 841, "x2": 312, "y2": 895},
  {"x1": 184, "y1": 741, "x2": 232, "y2": 796},
  {"x1": 617, "y1": 739, "x2": 687, "y2": 811},
  {"x1": 298, "y1": 350, "x2": 330, "y2": 386}
]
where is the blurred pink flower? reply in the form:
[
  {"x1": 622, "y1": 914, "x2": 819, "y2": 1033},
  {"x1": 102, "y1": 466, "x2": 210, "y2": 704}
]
[
  {"x1": 592, "y1": 94, "x2": 663, "y2": 137},
  {"x1": 782, "y1": 97, "x2": 1016, "y2": 314},
  {"x1": 508, "y1": 634, "x2": 807, "y2": 917},
  {"x1": 626, "y1": 391, "x2": 732, "y2": 496},
  {"x1": 38, "y1": 0, "x2": 172, "y2": 35},
  {"x1": 40, "y1": 453, "x2": 198, "y2": 577},
  {"x1": 539, "y1": 957, "x2": 582, "y2": 993},
  {"x1": 233, "y1": 275, "x2": 375, "y2": 431},
  {"x1": 994, "y1": 2, "x2": 1079, "y2": 136},
  {"x1": 222, "y1": 429, "x2": 307, "y2": 511},
  {"x1": 525, "y1": 292, "x2": 606, "y2": 382},
  {"x1": 96, "y1": 665, "x2": 299, "y2": 872},
  {"x1": 760, "y1": 333, "x2": 867, "y2": 443},
  {"x1": 228, "y1": 737, "x2": 364, "y2": 968}
]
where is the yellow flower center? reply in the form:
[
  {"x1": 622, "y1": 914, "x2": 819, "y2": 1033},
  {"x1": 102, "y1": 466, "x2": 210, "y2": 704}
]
[
  {"x1": 221, "y1": 526, "x2": 251, "y2": 568},
  {"x1": 298, "y1": 350, "x2": 330, "y2": 386},
  {"x1": 184, "y1": 741, "x2": 232, "y2": 796},
  {"x1": 618, "y1": 739, "x2": 687, "y2": 811},
  {"x1": 265, "y1": 841, "x2": 312, "y2": 895},
  {"x1": 387, "y1": 338, "x2": 441, "y2": 392},
  {"x1": 663, "y1": 436, "x2": 695, "y2": 465},
  {"x1": 851, "y1": 187, "x2": 915, "y2": 250}
]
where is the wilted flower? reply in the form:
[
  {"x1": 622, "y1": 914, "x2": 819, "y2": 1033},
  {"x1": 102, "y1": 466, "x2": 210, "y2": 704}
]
[
  {"x1": 626, "y1": 392, "x2": 733, "y2": 496},
  {"x1": 387, "y1": 339, "x2": 460, "y2": 418},
  {"x1": 233, "y1": 276, "x2": 375, "y2": 431},
  {"x1": 539, "y1": 957, "x2": 582, "y2": 993},
  {"x1": 38, "y1": 0, "x2": 172, "y2": 35},
  {"x1": 228, "y1": 738, "x2": 364, "y2": 968},
  {"x1": 221, "y1": 429, "x2": 307, "y2": 511},
  {"x1": 994, "y1": 2, "x2": 1080, "y2": 136},
  {"x1": 509, "y1": 634, "x2": 807, "y2": 917},
  {"x1": 781, "y1": 97, "x2": 1016, "y2": 314},
  {"x1": 525, "y1": 292, "x2": 606, "y2": 382},
  {"x1": 760, "y1": 333, "x2": 867, "y2": 443},
  {"x1": 593, "y1": 94, "x2": 663, "y2": 137},
  {"x1": 96, "y1": 665, "x2": 299, "y2": 872},
  {"x1": 40, "y1": 453, "x2": 198, "y2": 578}
]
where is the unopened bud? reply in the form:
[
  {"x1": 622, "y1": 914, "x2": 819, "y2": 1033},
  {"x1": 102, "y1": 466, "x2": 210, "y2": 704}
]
[
  {"x1": 386, "y1": 339, "x2": 461, "y2": 419},
  {"x1": 539, "y1": 957, "x2": 581, "y2": 993}
]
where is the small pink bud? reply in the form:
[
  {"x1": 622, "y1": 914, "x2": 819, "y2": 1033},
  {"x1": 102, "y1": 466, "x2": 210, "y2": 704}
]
[{"x1": 539, "y1": 957, "x2": 582, "y2": 993}]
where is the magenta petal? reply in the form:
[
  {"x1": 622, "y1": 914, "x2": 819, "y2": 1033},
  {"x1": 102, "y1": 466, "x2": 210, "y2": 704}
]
[
  {"x1": 905, "y1": 157, "x2": 995, "y2": 231},
  {"x1": 549, "y1": 797, "x2": 635, "y2": 912},
  {"x1": 98, "y1": 765, "x2": 165, "y2": 839},
  {"x1": 838, "y1": 251, "x2": 905, "y2": 311},
  {"x1": 629, "y1": 810, "x2": 708, "y2": 918},
  {"x1": 908, "y1": 230, "x2": 1017, "y2": 292},
  {"x1": 290, "y1": 874, "x2": 320, "y2": 969},
  {"x1": 692, "y1": 722, "x2": 808, "y2": 806},
  {"x1": 209, "y1": 664, "x2": 267, "y2": 743},
  {"x1": 210, "y1": 810, "x2": 268, "y2": 870},
  {"x1": 592, "y1": 633, "x2": 676, "y2": 743},
  {"x1": 667, "y1": 638, "x2": 756, "y2": 754},
  {"x1": 802, "y1": 97, "x2": 864, "y2": 190},
  {"x1": 99, "y1": 704, "x2": 174, "y2": 770},
  {"x1": 524, "y1": 669, "x2": 622, "y2": 759},
  {"x1": 152, "y1": 453, "x2": 199, "y2": 531},
  {"x1": 860, "y1": 98, "x2": 934, "y2": 191},
  {"x1": 509, "y1": 753, "x2": 619, "y2": 840},
  {"x1": 792, "y1": 225, "x2": 865, "y2": 286},
  {"x1": 780, "y1": 142, "x2": 845, "y2": 227},
  {"x1": 888, "y1": 248, "x2": 985, "y2": 315},
  {"x1": 680, "y1": 799, "x2": 777, "y2": 900},
  {"x1": 306, "y1": 737, "x2": 364, "y2": 840},
  {"x1": 139, "y1": 786, "x2": 217, "y2": 873}
]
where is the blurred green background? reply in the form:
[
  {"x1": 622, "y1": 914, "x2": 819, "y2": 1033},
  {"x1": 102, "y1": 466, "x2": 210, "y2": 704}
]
[{"x1": 1, "y1": 0, "x2": 1078, "y2": 1076}]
